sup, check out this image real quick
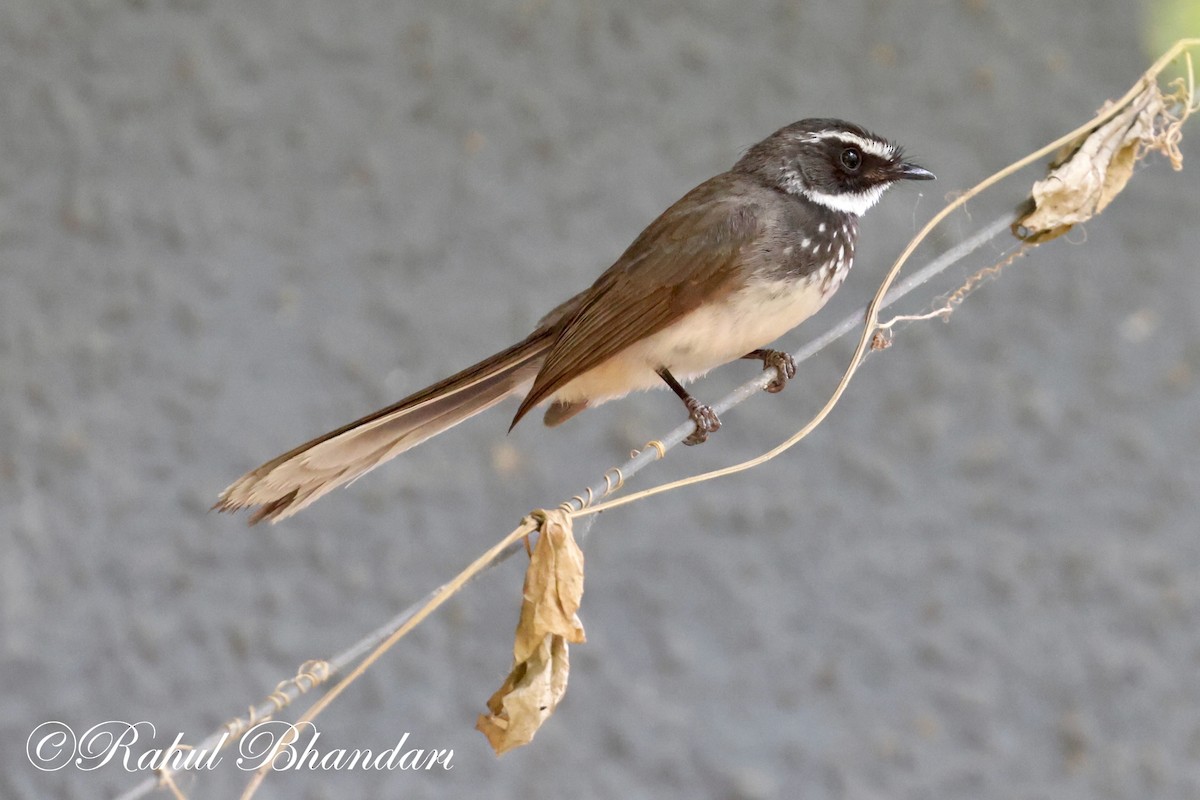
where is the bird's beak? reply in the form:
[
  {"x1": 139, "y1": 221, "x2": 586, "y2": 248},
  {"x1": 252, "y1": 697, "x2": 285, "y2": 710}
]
[{"x1": 892, "y1": 161, "x2": 936, "y2": 181}]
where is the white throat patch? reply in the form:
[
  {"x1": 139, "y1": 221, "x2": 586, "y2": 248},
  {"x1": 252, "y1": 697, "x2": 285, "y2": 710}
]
[{"x1": 800, "y1": 183, "x2": 888, "y2": 216}]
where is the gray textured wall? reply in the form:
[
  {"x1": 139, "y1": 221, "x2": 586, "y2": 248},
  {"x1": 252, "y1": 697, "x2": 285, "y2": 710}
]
[{"x1": 5, "y1": 1, "x2": 1200, "y2": 798}]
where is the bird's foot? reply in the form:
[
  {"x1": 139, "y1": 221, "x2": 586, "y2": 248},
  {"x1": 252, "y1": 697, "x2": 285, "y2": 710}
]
[
  {"x1": 745, "y1": 349, "x2": 797, "y2": 393},
  {"x1": 683, "y1": 399, "x2": 721, "y2": 446}
]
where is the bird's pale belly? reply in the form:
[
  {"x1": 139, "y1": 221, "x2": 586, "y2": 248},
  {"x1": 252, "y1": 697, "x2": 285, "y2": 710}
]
[{"x1": 551, "y1": 271, "x2": 842, "y2": 406}]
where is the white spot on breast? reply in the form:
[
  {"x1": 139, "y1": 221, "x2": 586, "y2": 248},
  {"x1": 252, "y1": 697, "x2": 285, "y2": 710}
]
[{"x1": 818, "y1": 222, "x2": 827, "y2": 233}]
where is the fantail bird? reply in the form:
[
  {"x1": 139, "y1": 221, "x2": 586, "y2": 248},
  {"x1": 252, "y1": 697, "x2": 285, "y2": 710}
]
[{"x1": 216, "y1": 118, "x2": 933, "y2": 523}]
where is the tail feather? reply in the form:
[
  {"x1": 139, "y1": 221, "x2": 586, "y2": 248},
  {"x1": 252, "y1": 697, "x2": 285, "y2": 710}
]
[{"x1": 215, "y1": 332, "x2": 552, "y2": 523}]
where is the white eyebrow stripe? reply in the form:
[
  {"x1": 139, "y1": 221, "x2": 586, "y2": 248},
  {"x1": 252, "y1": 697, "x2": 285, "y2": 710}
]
[{"x1": 802, "y1": 131, "x2": 895, "y2": 160}]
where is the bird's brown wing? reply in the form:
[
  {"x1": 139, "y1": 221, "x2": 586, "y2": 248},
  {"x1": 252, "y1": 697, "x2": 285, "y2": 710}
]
[{"x1": 511, "y1": 174, "x2": 766, "y2": 427}]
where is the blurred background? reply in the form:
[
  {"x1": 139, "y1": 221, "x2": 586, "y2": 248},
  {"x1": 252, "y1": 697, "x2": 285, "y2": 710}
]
[{"x1": 4, "y1": 1, "x2": 1200, "y2": 798}]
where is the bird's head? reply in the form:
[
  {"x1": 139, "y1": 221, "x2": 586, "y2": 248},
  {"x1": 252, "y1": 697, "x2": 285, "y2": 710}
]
[{"x1": 734, "y1": 118, "x2": 934, "y2": 216}]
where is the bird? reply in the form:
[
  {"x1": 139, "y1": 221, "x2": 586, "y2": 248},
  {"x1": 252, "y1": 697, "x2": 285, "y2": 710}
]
[{"x1": 215, "y1": 118, "x2": 934, "y2": 523}]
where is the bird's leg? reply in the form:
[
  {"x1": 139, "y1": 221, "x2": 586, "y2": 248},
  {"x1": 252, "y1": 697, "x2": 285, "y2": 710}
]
[
  {"x1": 657, "y1": 367, "x2": 720, "y2": 446},
  {"x1": 743, "y1": 349, "x2": 797, "y2": 394}
]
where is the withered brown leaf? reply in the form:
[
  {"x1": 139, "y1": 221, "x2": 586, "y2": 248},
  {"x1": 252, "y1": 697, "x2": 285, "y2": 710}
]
[
  {"x1": 1016, "y1": 89, "x2": 1166, "y2": 242},
  {"x1": 477, "y1": 509, "x2": 585, "y2": 755}
]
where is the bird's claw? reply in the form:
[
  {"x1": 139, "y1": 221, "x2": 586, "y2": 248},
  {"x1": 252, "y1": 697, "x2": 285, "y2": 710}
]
[
  {"x1": 683, "y1": 400, "x2": 721, "y2": 446},
  {"x1": 753, "y1": 349, "x2": 797, "y2": 393}
]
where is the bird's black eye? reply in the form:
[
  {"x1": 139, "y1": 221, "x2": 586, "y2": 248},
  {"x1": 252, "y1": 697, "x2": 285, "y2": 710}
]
[{"x1": 840, "y1": 147, "x2": 862, "y2": 172}]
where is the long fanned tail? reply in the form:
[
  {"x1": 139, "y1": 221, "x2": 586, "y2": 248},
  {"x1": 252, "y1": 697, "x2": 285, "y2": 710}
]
[{"x1": 214, "y1": 331, "x2": 553, "y2": 524}]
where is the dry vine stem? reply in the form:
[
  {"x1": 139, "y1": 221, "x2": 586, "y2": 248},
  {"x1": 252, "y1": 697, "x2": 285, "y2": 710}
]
[{"x1": 119, "y1": 40, "x2": 1196, "y2": 800}]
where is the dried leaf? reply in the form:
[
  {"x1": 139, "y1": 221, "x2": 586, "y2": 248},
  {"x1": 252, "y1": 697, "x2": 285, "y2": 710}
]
[
  {"x1": 515, "y1": 509, "x2": 585, "y2": 660},
  {"x1": 1016, "y1": 88, "x2": 1168, "y2": 242},
  {"x1": 476, "y1": 509, "x2": 585, "y2": 755},
  {"x1": 476, "y1": 635, "x2": 570, "y2": 755}
]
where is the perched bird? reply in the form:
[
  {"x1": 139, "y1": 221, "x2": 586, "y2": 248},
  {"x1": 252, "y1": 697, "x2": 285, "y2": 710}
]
[{"x1": 216, "y1": 118, "x2": 933, "y2": 523}]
